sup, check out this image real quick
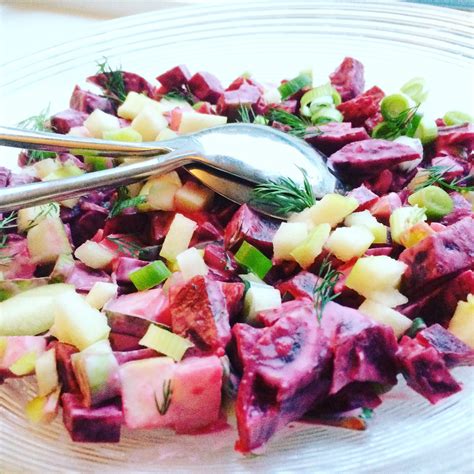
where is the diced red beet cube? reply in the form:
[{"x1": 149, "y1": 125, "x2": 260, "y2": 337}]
[
  {"x1": 87, "y1": 71, "x2": 154, "y2": 97},
  {"x1": 321, "y1": 302, "x2": 399, "y2": 394},
  {"x1": 193, "y1": 101, "x2": 215, "y2": 115},
  {"x1": 226, "y1": 76, "x2": 264, "y2": 92},
  {"x1": 399, "y1": 217, "x2": 474, "y2": 294},
  {"x1": 436, "y1": 123, "x2": 474, "y2": 151},
  {"x1": 364, "y1": 111, "x2": 384, "y2": 134},
  {"x1": 347, "y1": 184, "x2": 379, "y2": 211},
  {"x1": 431, "y1": 156, "x2": 465, "y2": 180},
  {"x1": 156, "y1": 65, "x2": 191, "y2": 89},
  {"x1": 397, "y1": 336, "x2": 461, "y2": 404},
  {"x1": 50, "y1": 109, "x2": 88, "y2": 134},
  {"x1": 232, "y1": 301, "x2": 332, "y2": 453},
  {"x1": 217, "y1": 281, "x2": 245, "y2": 321},
  {"x1": 204, "y1": 244, "x2": 239, "y2": 275},
  {"x1": 55, "y1": 342, "x2": 80, "y2": 394},
  {"x1": 329, "y1": 139, "x2": 421, "y2": 178},
  {"x1": 217, "y1": 84, "x2": 264, "y2": 120},
  {"x1": 365, "y1": 246, "x2": 393, "y2": 257},
  {"x1": 0, "y1": 236, "x2": 36, "y2": 279},
  {"x1": 169, "y1": 276, "x2": 231, "y2": 354},
  {"x1": 224, "y1": 204, "x2": 279, "y2": 256},
  {"x1": 416, "y1": 324, "x2": 474, "y2": 368},
  {"x1": 440, "y1": 192, "x2": 473, "y2": 225},
  {"x1": 109, "y1": 332, "x2": 141, "y2": 351},
  {"x1": 337, "y1": 86, "x2": 385, "y2": 127},
  {"x1": 69, "y1": 85, "x2": 115, "y2": 114},
  {"x1": 255, "y1": 299, "x2": 315, "y2": 327},
  {"x1": 369, "y1": 192, "x2": 402, "y2": 224},
  {"x1": 363, "y1": 169, "x2": 393, "y2": 196},
  {"x1": 103, "y1": 213, "x2": 147, "y2": 237},
  {"x1": 329, "y1": 57, "x2": 365, "y2": 101},
  {"x1": 62, "y1": 393, "x2": 122, "y2": 442},
  {"x1": 147, "y1": 211, "x2": 174, "y2": 244},
  {"x1": 66, "y1": 263, "x2": 111, "y2": 292},
  {"x1": 188, "y1": 72, "x2": 224, "y2": 104},
  {"x1": 113, "y1": 348, "x2": 158, "y2": 364},
  {"x1": 276, "y1": 271, "x2": 321, "y2": 301},
  {"x1": 305, "y1": 122, "x2": 370, "y2": 155}
]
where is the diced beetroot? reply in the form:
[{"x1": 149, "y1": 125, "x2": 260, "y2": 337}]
[
  {"x1": 71, "y1": 209, "x2": 108, "y2": 246},
  {"x1": 204, "y1": 244, "x2": 239, "y2": 277},
  {"x1": 156, "y1": 65, "x2": 191, "y2": 89},
  {"x1": 0, "y1": 235, "x2": 36, "y2": 279},
  {"x1": 191, "y1": 220, "x2": 223, "y2": 245},
  {"x1": 397, "y1": 336, "x2": 461, "y2": 404},
  {"x1": 217, "y1": 84, "x2": 264, "y2": 120},
  {"x1": 109, "y1": 332, "x2": 141, "y2": 351},
  {"x1": 329, "y1": 57, "x2": 365, "y2": 102},
  {"x1": 431, "y1": 156, "x2": 465, "y2": 180},
  {"x1": 255, "y1": 299, "x2": 315, "y2": 327},
  {"x1": 276, "y1": 271, "x2": 321, "y2": 301},
  {"x1": 112, "y1": 257, "x2": 148, "y2": 284},
  {"x1": 226, "y1": 76, "x2": 264, "y2": 93},
  {"x1": 440, "y1": 192, "x2": 473, "y2": 225},
  {"x1": 169, "y1": 276, "x2": 231, "y2": 354},
  {"x1": 66, "y1": 263, "x2": 111, "y2": 292},
  {"x1": 103, "y1": 213, "x2": 147, "y2": 237},
  {"x1": 363, "y1": 169, "x2": 393, "y2": 195},
  {"x1": 104, "y1": 288, "x2": 171, "y2": 327},
  {"x1": 50, "y1": 109, "x2": 88, "y2": 134},
  {"x1": 436, "y1": 123, "x2": 474, "y2": 151},
  {"x1": 399, "y1": 217, "x2": 474, "y2": 294},
  {"x1": 329, "y1": 139, "x2": 421, "y2": 178},
  {"x1": 193, "y1": 101, "x2": 216, "y2": 115},
  {"x1": 217, "y1": 281, "x2": 245, "y2": 321},
  {"x1": 224, "y1": 204, "x2": 279, "y2": 256},
  {"x1": 364, "y1": 111, "x2": 384, "y2": 134},
  {"x1": 399, "y1": 270, "x2": 474, "y2": 326},
  {"x1": 305, "y1": 122, "x2": 370, "y2": 155},
  {"x1": 87, "y1": 71, "x2": 154, "y2": 97},
  {"x1": 232, "y1": 303, "x2": 332, "y2": 453},
  {"x1": 369, "y1": 192, "x2": 402, "y2": 224},
  {"x1": 113, "y1": 348, "x2": 158, "y2": 364},
  {"x1": 69, "y1": 85, "x2": 115, "y2": 114},
  {"x1": 147, "y1": 211, "x2": 174, "y2": 244},
  {"x1": 416, "y1": 324, "x2": 474, "y2": 368},
  {"x1": 62, "y1": 393, "x2": 122, "y2": 442},
  {"x1": 365, "y1": 246, "x2": 393, "y2": 257},
  {"x1": 55, "y1": 342, "x2": 80, "y2": 393},
  {"x1": 264, "y1": 260, "x2": 300, "y2": 286},
  {"x1": 7, "y1": 173, "x2": 36, "y2": 187},
  {"x1": 188, "y1": 72, "x2": 224, "y2": 104},
  {"x1": 0, "y1": 336, "x2": 46, "y2": 378},
  {"x1": 120, "y1": 356, "x2": 222, "y2": 432},
  {"x1": 321, "y1": 302, "x2": 399, "y2": 394},
  {"x1": 337, "y1": 86, "x2": 385, "y2": 126},
  {"x1": 272, "y1": 100, "x2": 298, "y2": 114},
  {"x1": 347, "y1": 185, "x2": 379, "y2": 211}
]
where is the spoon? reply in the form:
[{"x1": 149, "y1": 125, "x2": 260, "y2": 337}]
[{"x1": 0, "y1": 124, "x2": 342, "y2": 216}]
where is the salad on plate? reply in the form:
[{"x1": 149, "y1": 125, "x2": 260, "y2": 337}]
[{"x1": 0, "y1": 56, "x2": 473, "y2": 454}]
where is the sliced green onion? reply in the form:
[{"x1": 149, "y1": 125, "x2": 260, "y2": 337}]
[
  {"x1": 414, "y1": 117, "x2": 438, "y2": 144},
  {"x1": 278, "y1": 72, "x2": 312, "y2": 100},
  {"x1": 103, "y1": 127, "x2": 142, "y2": 142},
  {"x1": 443, "y1": 110, "x2": 473, "y2": 126},
  {"x1": 408, "y1": 185, "x2": 453, "y2": 220},
  {"x1": 311, "y1": 106, "x2": 343, "y2": 125},
  {"x1": 309, "y1": 96, "x2": 335, "y2": 112},
  {"x1": 406, "y1": 317, "x2": 427, "y2": 337},
  {"x1": 380, "y1": 93, "x2": 414, "y2": 121},
  {"x1": 139, "y1": 324, "x2": 193, "y2": 361},
  {"x1": 234, "y1": 241, "x2": 272, "y2": 279},
  {"x1": 84, "y1": 156, "x2": 111, "y2": 171},
  {"x1": 129, "y1": 260, "x2": 171, "y2": 291},
  {"x1": 371, "y1": 121, "x2": 391, "y2": 139},
  {"x1": 300, "y1": 83, "x2": 341, "y2": 116},
  {"x1": 405, "y1": 112, "x2": 423, "y2": 138},
  {"x1": 400, "y1": 77, "x2": 429, "y2": 104},
  {"x1": 253, "y1": 115, "x2": 268, "y2": 125}
]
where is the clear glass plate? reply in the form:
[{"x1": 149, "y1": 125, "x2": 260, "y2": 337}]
[{"x1": 0, "y1": 1, "x2": 473, "y2": 471}]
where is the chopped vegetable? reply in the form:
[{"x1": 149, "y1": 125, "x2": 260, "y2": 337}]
[
  {"x1": 234, "y1": 241, "x2": 272, "y2": 279},
  {"x1": 278, "y1": 72, "x2": 312, "y2": 100},
  {"x1": 139, "y1": 324, "x2": 193, "y2": 361},
  {"x1": 129, "y1": 261, "x2": 171, "y2": 291},
  {"x1": 443, "y1": 110, "x2": 473, "y2": 126},
  {"x1": 408, "y1": 185, "x2": 454, "y2": 220}
]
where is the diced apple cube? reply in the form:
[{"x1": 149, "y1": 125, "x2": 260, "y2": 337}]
[
  {"x1": 35, "y1": 348, "x2": 59, "y2": 396},
  {"x1": 117, "y1": 91, "x2": 163, "y2": 120},
  {"x1": 272, "y1": 222, "x2": 309, "y2": 261},
  {"x1": 84, "y1": 109, "x2": 121, "y2": 138},
  {"x1": 160, "y1": 213, "x2": 197, "y2": 262},
  {"x1": 244, "y1": 285, "x2": 281, "y2": 323},
  {"x1": 290, "y1": 223, "x2": 331, "y2": 269},
  {"x1": 85, "y1": 282, "x2": 118, "y2": 310},
  {"x1": 27, "y1": 216, "x2": 72, "y2": 265},
  {"x1": 75, "y1": 240, "x2": 115, "y2": 270},
  {"x1": 17, "y1": 203, "x2": 60, "y2": 233},
  {"x1": 156, "y1": 127, "x2": 178, "y2": 141},
  {"x1": 448, "y1": 294, "x2": 474, "y2": 348},
  {"x1": 138, "y1": 171, "x2": 182, "y2": 211},
  {"x1": 344, "y1": 210, "x2": 387, "y2": 244},
  {"x1": 25, "y1": 387, "x2": 61, "y2": 424},
  {"x1": 178, "y1": 111, "x2": 227, "y2": 134},
  {"x1": 51, "y1": 292, "x2": 110, "y2": 350},
  {"x1": 290, "y1": 194, "x2": 358, "y2": 228},
  {"x1": 176, "y1": 247, "x2": 208, "y2": 281},
  {"x1": 34, "y1": 158, "x2": 61, "y2": 179},
  {"x1": 358, "y1": 299, "x2": 412, "y2": 338},
  {"x1": 131, "y1": 105, "x2": 168, "y2": 141},
  {"x1": 325, "y1": 225, "x2": 374, "y2": 262},
  {"x1": 174, "y1": 181, "x2": 215, "y2": 213}
]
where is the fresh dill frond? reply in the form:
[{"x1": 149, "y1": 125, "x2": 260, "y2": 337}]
[
  {"x1": 266, "y1": 108, "x2": 318, "y2": 138},
  {"x1": 160, "y1": 85, "x2": 196, "y2": 105},
  {"x1": 314, "y1": 256, "x2": 341, "y2": 321},
  {"x1": 23, "y1": 203, "x2": 60, "y2": 232},
  {"x1": 0, "y1": 212, "x2": 17, "y2": 232},
  {"x1": 415, "y1": 166, "x2": 474, "y2": 193},
  {"x1": 373, "y1": 105, "x2": 420, "y2": 140},
  {"x1": 106, "y1": 235, "x2": 143, "y2": 258},
  {"x1": 0, "y1": 213, "x2": 18, "y2": 264},
  {"x1": 250, "y1": 167, "x2": 316, "y2": 216},
  {"x1": 96, "y1": 57, "x2": 127, "y2": 104},
  {"x1": 109, "y1": 186, "x2": 146, "y2": 218},
  {"x1": 154, "y1": 379, "x2": 173, "y2": 415}
]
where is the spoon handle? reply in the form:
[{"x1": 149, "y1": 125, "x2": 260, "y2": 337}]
[
  {"x1": 0, "y1": 125, "x2": 178, "y2": 158},
  {"x1": 0, "y1": 149, "x2": 197, "y2": 212}
]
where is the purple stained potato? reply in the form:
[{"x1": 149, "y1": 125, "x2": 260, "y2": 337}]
[
  {"x1": 400, "y1": 216, "x2": 474, "y2": 294},
  {"x1": 156, "y1": 64, "x2": 191, "y2": 89},
  {"x1": 169, "y1": 276, "x2": 231, "y2": 355},
  {"x1": 347, "y1": 184, "x2": 379, "y2": 211},
  {"x1": 112, "y1": 257, "x2": 148, "y2": 285},
  {"x1": 70, "y1": 85, "x2": 115, "y2": 114},
  {"x1": 50, "y1": 109, "x2": 88, "y2": 134},
  {"x1": 224, "y1": 204, "x2": 279, "y2": 256},
  {"x1": 233, "y1": 301, "x2": 332, "y2": 453},
  {"x1": 188, "y1": 71, "x2": 224, "y2": 104},
  {"x1": 66, "y1": 263, "x2": 111, "y2": 292},
  {"x1": 329, "y1": 57, "x2": 365, "y2": 102},
  {"x1": 436, "y1": 123, "x2": 474, "y2": 151},
  {"x1": 397, "y1": 336, "x2": 462, "y2": 404},
  {"x1": 0, "y1": 235, "x2": 36, "y2": 279},
  {"x1": 329, "y1": 139, "x2": 421, "y2": 178},
  {"x1": 337, "y1": 86, "x2": 385, "y2": 127},
  {"x1": 61, "y1": 393, "x2": 122, "y2": 442},
  {"x1": 113, "y1": 348, "x2": 159, "y2": 365}
]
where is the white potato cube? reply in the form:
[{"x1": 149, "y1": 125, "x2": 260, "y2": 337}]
[
  {"x1": 131, "y1": 105, "x2": 168, "y2": 141},
  {"x1": 160, "y1": 213, "x2": 197, "y2": 261},
  {"x1": 156, "y1": 127, "x2": 178, "y2": 141},
  {"x1": 272, "y1": 222, "x2": 308, "y2": 261},
  {"x1": 117, "y1": 91, "x2": 163, "y2": 120},
  {"x1": 85, "y1": 282, "x2": 118, "y2": 310},
  {"x1": 325, "y1": 225, "x2": 374, "y2": 262},
  {"x1": 244, "y1": 286, "x2": 281, "y2": 323},
  {"x1": 84, "y1": 109, "x2": 121, "y2": 138},
  {"x1": 35, "y1": 348, "x2": 58, "y2": 397},
  {"x1": 178, "y1": 112, "x2": 227, "y2": 134},
  {"x1": 359, "y1": 299, "x2": 412, "y2": 337},
  {"x1": 75, "y1": 240, "x2": 115, "y2": 269},
  {"x1": 176, "y1": 247, "x2": 209, "y2": 281}
]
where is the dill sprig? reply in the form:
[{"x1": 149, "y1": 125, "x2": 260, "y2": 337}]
[
  {"x1": 161, "y1": 85, "x2": 196, "y2": 105},
  {"x1": 0, "y1": 213, "x2": 18, "y2": 264},
  {"x1": 0, "y1": 213, "x2": 17, "y2": 232},
  {"x1": 373, "y1": 105, "x2": 420, "y2": 140},
  {"x1": 314, "y1": 256, "x2": 341, "y2": 321},
  {"x1": 96, "y1": 58, "x2": 127, "y2": 104},
  {"x1": 415, "y1": 166, "x2": 474, "y2": 193},
  {"x1": 106, "y1": 236, "x2": 143, "y2": 258},
  {"x1": 154, "y1": 379, "x2": 172, "y2": 415},
  {"x1": 23, "y1": 203, "x2": 60, "y2": 232},
  {"x1": 266, "y1": 108, "x2": 319, "y2": 138},
  {"x1": 109, "y1": 186, "x2": 146, "y2": 218},
  {"x1": 250, "y1": 167, "x2": 316, "y2": 216}
]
